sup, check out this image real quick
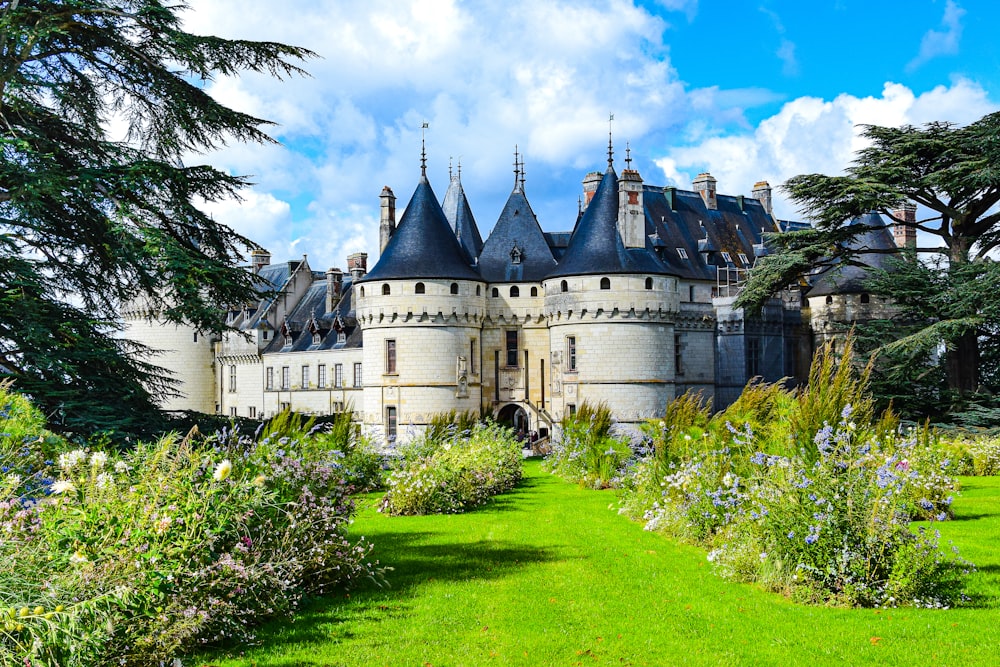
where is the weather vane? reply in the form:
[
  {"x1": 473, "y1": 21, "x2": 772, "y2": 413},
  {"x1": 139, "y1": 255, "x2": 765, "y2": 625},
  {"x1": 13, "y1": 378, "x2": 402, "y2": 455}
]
[
  {"x1": 420, "y1": 121, "x2": 429, "y2": 176},
  {"x1": 607, "y1": 113, "x2": 615, "y2": 167}
]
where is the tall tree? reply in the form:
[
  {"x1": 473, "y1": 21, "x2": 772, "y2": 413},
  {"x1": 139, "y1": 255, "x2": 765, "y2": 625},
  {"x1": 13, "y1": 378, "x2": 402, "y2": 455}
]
[
  {"x1": 0, "y1": 0, "x2": 312, "y2": 436},
  {"x1": 737, "y1": 111, "x2": 1000, "y2": 396}
]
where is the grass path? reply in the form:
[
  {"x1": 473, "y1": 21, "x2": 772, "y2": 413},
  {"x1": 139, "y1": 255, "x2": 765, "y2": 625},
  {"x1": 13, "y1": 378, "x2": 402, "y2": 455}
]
[{"x1": 203, "y1": 461, "x2": 1000, "y2": 666}]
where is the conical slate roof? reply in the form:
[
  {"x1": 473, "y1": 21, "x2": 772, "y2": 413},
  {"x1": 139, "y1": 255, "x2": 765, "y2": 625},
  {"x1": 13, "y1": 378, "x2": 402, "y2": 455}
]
[
  {"x1": 478, "y1": 183, "x2": 555, "y2": 282},
  {"x1": 361, "y1": 174, "x2": 482, "y2": 282},
  {"x1": 546, "y1": 165, "x2": 672, "y2": 279},
  {"x1": 808, "y1": 212, "x2": 898, "y2": 297},
  {"x1": 440, "y1": 168, "x2": 483, "y2": 263}
]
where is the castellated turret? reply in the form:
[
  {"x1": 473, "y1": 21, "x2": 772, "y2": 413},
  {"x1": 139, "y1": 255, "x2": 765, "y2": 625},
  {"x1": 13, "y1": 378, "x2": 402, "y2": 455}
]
[
  {"x1": 355, "y1": 167, "x2": 486, "y2": 441},
  {"x1": 543, "y1": 159, "x2": 680, "y2": 425}
]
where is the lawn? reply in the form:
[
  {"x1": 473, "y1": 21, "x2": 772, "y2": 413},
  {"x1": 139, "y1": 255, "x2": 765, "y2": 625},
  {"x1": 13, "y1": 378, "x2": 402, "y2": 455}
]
[{"x1": 201, "y1": 460, "x2": 1000, "y2": 666}]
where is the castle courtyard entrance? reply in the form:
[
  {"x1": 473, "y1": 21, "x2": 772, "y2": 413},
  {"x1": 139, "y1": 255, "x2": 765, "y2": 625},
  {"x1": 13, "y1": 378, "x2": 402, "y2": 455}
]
[{"x1": 496, "y1": 403, "x2": 529, "y2": 440}]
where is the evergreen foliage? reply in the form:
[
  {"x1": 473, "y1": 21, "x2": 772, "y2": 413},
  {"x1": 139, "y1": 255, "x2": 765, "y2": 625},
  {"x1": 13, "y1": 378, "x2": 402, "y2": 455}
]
[
  {"x1": 0, "y1": 0, "x2": 312, "y2": 437},
  {"x1": 737, "y1": 112, "x2": 1000, "y2": 408}
]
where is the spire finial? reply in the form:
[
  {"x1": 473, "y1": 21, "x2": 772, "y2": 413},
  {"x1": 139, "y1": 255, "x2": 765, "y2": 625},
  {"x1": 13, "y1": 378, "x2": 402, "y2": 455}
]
[
  {"x1": 457, "y1": 159, "x2": 461, "y2": 180},
  {"x1": 420, "y1": 121, "x2": 429, "y2": 178},
  {"x1": 625, "y1": 141, "x2": 632, "y2": 169},
  {"x1": 607, "y1": 113, "x2": 615, "y2": 168},
  {"x1": 513, "y1": 145, "x2": 521, "y2": 192},
  {"x1": 449, "y1": 156, "x2": 453, "y2": 180},
  {"x1": 520, "y1": 153, "x2": 526, "y2": 191}
]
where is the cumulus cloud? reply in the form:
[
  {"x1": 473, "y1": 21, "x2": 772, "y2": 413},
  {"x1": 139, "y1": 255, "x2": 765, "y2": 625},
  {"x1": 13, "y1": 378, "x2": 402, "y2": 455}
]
[
  {"x1": 654, "y1": 79, "x2": 998, "y2": 221},
  {"x1": 907, "y1": 0, "x2": 966, "y2": 72}
]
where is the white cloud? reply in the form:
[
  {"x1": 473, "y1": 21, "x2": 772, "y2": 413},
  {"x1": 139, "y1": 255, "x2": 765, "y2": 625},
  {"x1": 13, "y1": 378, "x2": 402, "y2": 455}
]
[
  {"x1": 776, "y1": 39, "x2": 799, "y2": 77},
  {"x1": 654, "y1": 79, "x2": 997, "y2": 221},
  {"x1": 907, "y1": 0, "x2": 966, "y2": 72}
]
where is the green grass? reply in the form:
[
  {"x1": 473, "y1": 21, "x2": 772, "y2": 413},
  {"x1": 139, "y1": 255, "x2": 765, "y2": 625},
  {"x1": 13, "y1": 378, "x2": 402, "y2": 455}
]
[{"x1": 200, "y1": 461, "x2": 1000, "y2": 666}]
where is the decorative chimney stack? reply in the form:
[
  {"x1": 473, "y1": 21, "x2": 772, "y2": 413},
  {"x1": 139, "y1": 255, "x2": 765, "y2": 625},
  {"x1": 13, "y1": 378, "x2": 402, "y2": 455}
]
[
  {"x1": 892, "y1": 203, "x2": 917, "y2": 249},
  {"x1": 250, "y1": 248, "x2": 271, "y2": 274},
  {"x1": 693, "y1": 172, "x2": 718, "y2": 210},
  {"x1": 347, "y1": 252, "x2": 368, "y2": 282},
  {"x1": 379, "y1": 186, "x2": 396, "y2": 255},
  {"x1": 617, "y1": 146, "x2": 645, "y2": 248},
  {"x1": 581, "y1": 171, "x2": 603, "y2": 211},
  {"x1": 752, "y1": 181, "x2": 773, "y2": 217},
  {"x1": 325, "y1": 267, "x2": 343, "y2": 312}
]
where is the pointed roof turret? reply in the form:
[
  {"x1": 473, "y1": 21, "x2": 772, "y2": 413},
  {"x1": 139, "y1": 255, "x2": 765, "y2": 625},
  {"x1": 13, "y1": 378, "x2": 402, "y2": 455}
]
[
  {"x1": 441, "y1": 161, "x2": 484, "y2": 263},
  {"x1": 479, "y1": 153, "x2": 554, "y2": 282},
  {"x1": 361, "y1": 172, "x2": 482, "y2": 282},
  {"x1": 808, "y1": 212, "x2": 898, "y2": 297},
  {"x1": 546, "y1": 162, "x2": 672, "y2": 279}
]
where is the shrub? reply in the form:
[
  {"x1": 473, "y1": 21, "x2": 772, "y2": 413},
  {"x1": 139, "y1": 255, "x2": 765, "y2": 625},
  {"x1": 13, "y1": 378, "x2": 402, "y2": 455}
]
[
  {"x1": 380, "y1": 422, "x2": 522, "y2": 515},
  {"x1": 544, "y1": 401, "x2": 636, "y2": 489},
  {"x1": 0, "y1": 388, "x2": 380, "y2": 666}
]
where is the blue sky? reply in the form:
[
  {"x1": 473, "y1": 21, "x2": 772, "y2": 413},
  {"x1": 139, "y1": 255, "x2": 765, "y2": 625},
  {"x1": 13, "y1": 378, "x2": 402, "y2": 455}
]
[{"x1": 182, "y1": 0, "x2": 999, "y2": 271}]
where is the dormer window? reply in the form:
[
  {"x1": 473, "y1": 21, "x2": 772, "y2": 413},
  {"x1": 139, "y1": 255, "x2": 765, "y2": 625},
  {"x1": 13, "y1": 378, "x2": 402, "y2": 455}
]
[
  {"x1": 510, "y1": 245, "x2": 523, "y2": 265},
  {"x1": 738, "y1": 253, "x2": 749, "y2": 265},
  {"x1": 312, "y1": 332, "x2": 321, "y2": 345},
  {"x1": 721, "y1": 252, "x2": 733, "y2": 264},
  {"x1": 338, "y1": 331, "x2": 346, "y2": 344},
  {"x1": 676, "y1": 247, "x2": 689, "y2": 260}
]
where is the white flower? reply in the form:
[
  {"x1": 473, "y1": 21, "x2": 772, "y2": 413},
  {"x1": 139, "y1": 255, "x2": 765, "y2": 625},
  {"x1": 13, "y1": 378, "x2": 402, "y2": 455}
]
[
  {"x1": 89, "y1": 451, "x2": 108, "y2": 469},
  {"x1": 51, "y1": 479, "x2": 76, "y2": 495},
  {"x1": 155, "y1": 516, "x2": 173, "y2": 534},
  {"x1": 69, "y1": 550, "x2": 88, "y2": 564},
  {"x1": 95, "y1": 473, "x2": 114, "y2": 490},
  {"x1": 5, "y1": 473, "x2": 21, "y2": 487},
  {"x1": 213, "y1": 459, "x2": 232, "y2": 482},
  {"x1": 58, "y1": 449, "x2": 87, "y2": 471},
  {"x1": 114, "y1": 460, "x2": 130, "y2": 474}
]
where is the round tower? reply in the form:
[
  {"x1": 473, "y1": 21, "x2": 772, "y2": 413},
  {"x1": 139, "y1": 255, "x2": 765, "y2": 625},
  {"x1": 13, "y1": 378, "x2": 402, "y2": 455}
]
[
  {"x1": 543, "y1": 157, "x2": 680, "y2": 426},
  {"x1": 355, "y1": 165, "x2": 486, "y2": 444}
]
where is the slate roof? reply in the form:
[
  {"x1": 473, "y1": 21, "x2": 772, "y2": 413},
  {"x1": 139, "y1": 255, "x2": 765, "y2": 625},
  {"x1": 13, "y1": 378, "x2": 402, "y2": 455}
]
[
  {"x1": 807, "y1": 212, "x2": 898, "y2": 297},
  {"x1": 241, "y1": 260, "x2": 304, "y2": 330},
  {"x1": 645, "y1": 188, "x2": 777, "y2": 282},
  {"x1": 478, "y1": 184, "x2": 556, "y2": 282},
  {"x1": 262, "y1": 275, "x2": 362, "y2": 354},
  {"x1": 546, "y1": 165, "x2": 673, "y2": 279},
  {"x1": 360, "y1": 174, "x2": 482, "y2": 282},
  {"x1": 440, "y1": 169, "x2": 484, "y2": 263}
]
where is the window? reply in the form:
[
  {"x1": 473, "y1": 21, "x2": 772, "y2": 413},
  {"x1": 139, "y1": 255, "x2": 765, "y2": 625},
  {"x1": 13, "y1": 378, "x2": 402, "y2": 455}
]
[
  {"x1": 193, "y1": 332, "x2": 198, "y2": 343},
  {"x1": 675, "y1": 333, "x2": 684, "y2": 376},
  {"x1": 280, "y1": 401, "x2": 290, "y2": 412},
  {"x1": 676, "y1": 247, "x2": 689, "y2": 260},
  {"x1": 476, "y1": 285, "x2": 481, "y2": 296},
  {"x1": 530, "y1": 286, "x2": 538, "y2": 297},
  {"x1": 721, "y1": 251, "x2": 733, "y2": 264},
  {"x1": 689, "y1": 285, "x2": 695, "y2": 302},
  {"x1": 353, "y1": 362, "x2": 362, "y2": 387},
  {"x1": 386, "y1": 406, "x2": 397, "y2": 441},
  {"x1": 645, "y1": 277, "x2": 653, "y2": 290},
  {"x1": 415, "y1": 282, "x2": 425, "y2": 294},
  {"x1": 600, "y1": 277, "x2": 611, "y2": 290},
  {"x1": 228, "y1": 365, "x2": 236, "y2": 392},
  {"x1": 337, "y1": 331, "x2": 346, "y2": 344},
  {"x1": 249, "y1": 406, "x2": 257, "y2": 419},
  {"x1": 510, "y1": 285, "x2": 519, "y2": 297},
  {"x1": 230, "y1": 406, "x2": 237, "y2": 417},
  {"x1": 318, "y1": 364, "x2": 327, "y2": 389},
  {"x1": 491, "y1": 287, "x2": 499, "y2": 297},
  {"x1": 301, "y1": 365, "x2": 309, "y2": 389},
  {"x1": 334, "y1": 363, "x2": 343, "y2": 388},
  {"x1": 332, "y1": 401, "x2": 345, "y2": 413},
  {"x1": 262, "y1": 330, "x2": 269, "y2": 340},
  {"x1": 860, "y1": 293, "x2": 871, "y2": 304},
  {"x1": 747, "y1": 338, "x2": 761, "y2": 378},
  {"x1": 560, "y1": 280, "x2": 568, "y2": 293},
  {"x1": 281, "y1": 366, "x2": 290, "y2": 390},
  {"x1": 505, "y1": 330, "x2": 519, "y2": 367},
  {"x1": 568, "y1": 403, "x2": 576, "y2": 417},
  {"x1": 825, "y1": 295, "x2": 834, "y2": 305},
  {"x1": 266, "y1": 367, "x2": 274, "y2": 391},
  {"x1": 450, "y1": 283, "x2": 459, "y2": 295},
  {"x1": 359, "y1": 286, "x2": 365, "y2": 298},
  {"x1": 738, "y1": 253, "x2": 750, "y2": 265},
  {"x1": 382, "y1": 283, "x2": 391, "y2": 295},
  {"x1": 567, "y1": 336, "x2": 577, "y2": 371},
  {"x1": 386, "y1": 339, "x2": 397, "y2": 374},
  {"x1": 470, "y1": 339, "x2": 477, "y2": 374}
]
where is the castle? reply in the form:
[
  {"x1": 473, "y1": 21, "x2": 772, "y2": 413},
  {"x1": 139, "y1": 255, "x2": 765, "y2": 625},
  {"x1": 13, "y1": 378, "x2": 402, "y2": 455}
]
[{"x1": 122, "y1": 140, "x2": 908, "y2": 443}]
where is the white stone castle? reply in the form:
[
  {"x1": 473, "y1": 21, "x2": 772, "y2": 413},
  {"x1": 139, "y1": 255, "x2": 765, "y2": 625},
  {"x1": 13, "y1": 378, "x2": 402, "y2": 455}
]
[{"x1": 123, "y1": 141, "x2": 910, "y2": 443}]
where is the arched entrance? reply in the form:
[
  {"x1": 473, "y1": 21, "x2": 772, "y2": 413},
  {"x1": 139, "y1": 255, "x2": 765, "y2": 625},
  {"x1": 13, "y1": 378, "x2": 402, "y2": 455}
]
[{"x1": 496, "y1": 403, "x2": 529, "y2": 438}]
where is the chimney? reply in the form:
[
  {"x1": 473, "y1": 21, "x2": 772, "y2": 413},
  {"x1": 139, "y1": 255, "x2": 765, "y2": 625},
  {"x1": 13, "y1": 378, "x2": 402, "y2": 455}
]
[
  {"x1": 618, "y1": 167, "x2": 645, "y2": 249},
  {"x1": 892, "y1": 203, "x2": 917, "y2": 249},
  {"x1": 347, "y1": 252, "x2": 367, "y2": 282},
  {"x1": 581, "y1": 171, "x2": 603, "y2": 211},
  {"x1": 251, "y1": 248, "x2": 271, "y2": 274},
  {"x1": 379, "y1": 186, "x2": 396, "y2": 255},
  {"x1": 326, "y1": 267, "x2": 343, "y2": 312},
  {"x1": 752, "y1": 181, "x2": 773, "y2": 217},
  {"x1": 693, "y1": 172, "x2": 717, "y2": 210}
]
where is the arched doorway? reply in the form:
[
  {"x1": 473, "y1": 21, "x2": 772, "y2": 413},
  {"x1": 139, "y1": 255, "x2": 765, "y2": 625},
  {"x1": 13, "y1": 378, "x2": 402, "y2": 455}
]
[{"x1": 496, "y1": 403, "x2": 529, "y2": 439}]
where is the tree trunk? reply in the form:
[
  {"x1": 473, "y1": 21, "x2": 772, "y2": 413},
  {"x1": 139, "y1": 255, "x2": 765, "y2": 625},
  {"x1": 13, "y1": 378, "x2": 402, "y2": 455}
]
[{"x1": 946, "y1": 330, "x2": 979, "y2": 395}]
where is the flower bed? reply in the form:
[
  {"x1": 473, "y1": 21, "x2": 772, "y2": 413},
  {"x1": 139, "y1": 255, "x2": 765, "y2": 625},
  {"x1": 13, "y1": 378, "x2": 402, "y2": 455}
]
[
  {"x1": 379, "y1": 422, "x2": 523, "y2": 516},
  {"x1": 0, "y1": 388, "x2": 379, "y2": 666}
]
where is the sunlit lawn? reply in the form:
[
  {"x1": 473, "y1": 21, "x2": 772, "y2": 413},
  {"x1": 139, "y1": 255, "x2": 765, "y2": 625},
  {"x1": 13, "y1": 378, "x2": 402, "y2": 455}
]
[{"x1": 201, "y1": 460, "x2": 1000, "y2": 666}]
